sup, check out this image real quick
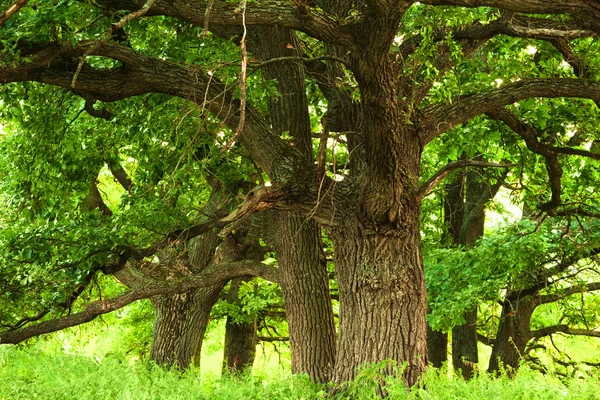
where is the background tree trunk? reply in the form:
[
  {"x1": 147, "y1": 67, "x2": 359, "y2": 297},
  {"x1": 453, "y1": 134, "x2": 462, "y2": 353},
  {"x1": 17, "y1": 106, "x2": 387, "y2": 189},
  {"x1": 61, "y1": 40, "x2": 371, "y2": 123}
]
[
  {"x1": 150, "y1": 285, "x2": 223, "y2": 368},
  {"x1": 448, "y1": 159, "x2": 503, "y2": 379},
  {"x1": 274, "y1": 213, "x2": 337, "y2": 383},
  {"x1": 149, "y1": 228, "x2": 223, "y2": 369},
  {"x1": 452, "y1": 309, "x2": 479, "y2": 379},
  {"x1": 488, "y1": 297, "x2": 534, "y2": 373},
  {"x1": 427, "y1": 320, "x2": 448, "y2": 368},
  {"x1": 222, "y1": 278, "x2": 257, "y2": 375}
]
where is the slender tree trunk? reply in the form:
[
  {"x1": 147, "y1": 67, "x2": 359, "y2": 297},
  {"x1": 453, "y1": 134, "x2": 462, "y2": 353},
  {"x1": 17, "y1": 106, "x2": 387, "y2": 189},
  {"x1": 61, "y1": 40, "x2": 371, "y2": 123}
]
[
  {"x1": 427, "y1": 321, "x2": 448, "y2": 368},
  {"x1": 222, "y1": 278, "x2": 257, "y2": 375},
  {"x1": 248, "y1": 27, "x2": 337, "y2": 383},
  {"x1": 274, "y1": 213, "x2": 337, "y2": 383},
  {"x1": 449, "y1": 159, "x2": 500, "y2": 379},
  {"x1": 427, "y1": 170, "x2": 464, "y2": 370},
  {"x1": 488, "y1": 297, "x2": 534, "y2": 373},
  {"x1": 452, "y1": 309, "x2": 479, "y2": 379}
]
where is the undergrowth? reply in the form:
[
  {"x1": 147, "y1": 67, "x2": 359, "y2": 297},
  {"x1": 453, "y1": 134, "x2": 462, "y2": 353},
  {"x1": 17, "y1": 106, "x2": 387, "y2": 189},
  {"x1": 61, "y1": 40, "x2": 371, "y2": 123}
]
[{"x1": 1, "y1": 348, "x2": 599, "y2": 399}]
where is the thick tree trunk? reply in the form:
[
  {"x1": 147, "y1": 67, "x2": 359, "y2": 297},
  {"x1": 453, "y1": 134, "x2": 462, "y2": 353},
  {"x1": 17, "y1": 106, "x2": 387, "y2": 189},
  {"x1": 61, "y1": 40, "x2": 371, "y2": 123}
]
[
  {"x1": 274, "y1": 213, "x2": 336, "y2": 383},
  {"x1": 331, "y1": 219, "x2": 428, "y2": 387},
  {"x1": 488, "y1": 297, "x2": 534, "y2": 373},
  {"x1": 222, "y1": 279, "x2": 257, "y2": 375}
]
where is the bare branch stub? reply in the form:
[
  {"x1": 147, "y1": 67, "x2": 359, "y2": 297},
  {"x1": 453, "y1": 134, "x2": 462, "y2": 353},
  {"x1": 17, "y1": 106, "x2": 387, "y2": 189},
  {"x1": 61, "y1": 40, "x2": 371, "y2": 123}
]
[{"x1": 219, "y1": 185, "x2": 288, "y2": 236}]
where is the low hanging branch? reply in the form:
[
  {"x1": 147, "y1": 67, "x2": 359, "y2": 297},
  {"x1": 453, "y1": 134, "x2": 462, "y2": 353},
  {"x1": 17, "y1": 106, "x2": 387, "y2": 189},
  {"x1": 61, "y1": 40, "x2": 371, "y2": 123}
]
[
  {"x1": 0, "y1": 259, "x2": 277, "y2": 345},
  {"x1": 531, "y1": 324, "x2": 600, "y2": 339},
  {"x1": 416, "y1": 159, "x2": 515, "y2": 201}
]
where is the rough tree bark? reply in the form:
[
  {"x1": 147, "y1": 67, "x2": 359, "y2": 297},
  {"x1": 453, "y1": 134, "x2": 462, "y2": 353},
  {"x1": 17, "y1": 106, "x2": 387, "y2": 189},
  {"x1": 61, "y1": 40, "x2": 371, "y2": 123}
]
[
  {"x1": 248, "y1": 27, "x2": 337, "y2": 383},
  {"x1": 149, "y1": 186, "x2": 264, "y2": 370},
  {"x1": 149, "y1": 229, "x2": 223, "y2": 369},
  {"x1": 325, "y1": 45, "x2": 430, "y2": 385},
  {"x1": 5, "y1": 0, "x2": 600, "y2": 388}
]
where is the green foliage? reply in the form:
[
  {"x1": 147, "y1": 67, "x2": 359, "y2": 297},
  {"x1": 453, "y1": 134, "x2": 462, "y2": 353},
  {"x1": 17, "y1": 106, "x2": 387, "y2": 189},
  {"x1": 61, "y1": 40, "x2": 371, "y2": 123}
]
[
  {"x1": 2, "y1": 349, "x2": 599, "y2": 399},
  {"x1": 425, "y1": 217, "x2": 600, "y2": 330},
  {"x1": 0, "y1": 348, "x2": 324, "y2": 400}
]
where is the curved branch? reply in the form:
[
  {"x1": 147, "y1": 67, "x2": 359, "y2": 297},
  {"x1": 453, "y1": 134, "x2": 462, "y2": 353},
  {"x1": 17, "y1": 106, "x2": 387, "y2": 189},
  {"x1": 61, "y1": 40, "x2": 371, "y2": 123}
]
[
  {"x1": 486, "y1": 108, "x2": 563, "y2": 211},
  {"x1": 0, "y1": 259, "x2": 277, "y2": 345},
  {"x1": 0, "y1": 40, "x2": 305, "y2": 182},
  {"x1": 419, "y1": 78, "x2": 600, "y2": 144},
  {"x1": 416, "y1": 159, "x2": 515, "y2": 201},
  {"x1": 531, "y1": 324, "x2": 600, "y2": 339},
  {"x1": 418, "y1": 0, "x2": 600, "y2": 20},
  {"x1": 422, "y1": 1, "x2": 600, "y2": 38}
]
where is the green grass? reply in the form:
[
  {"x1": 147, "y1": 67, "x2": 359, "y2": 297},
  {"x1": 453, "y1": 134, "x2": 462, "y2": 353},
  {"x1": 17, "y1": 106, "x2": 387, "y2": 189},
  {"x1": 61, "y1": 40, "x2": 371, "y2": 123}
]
[{"x1": 2, "y1": 348, "x2": 600, "y2": 400}]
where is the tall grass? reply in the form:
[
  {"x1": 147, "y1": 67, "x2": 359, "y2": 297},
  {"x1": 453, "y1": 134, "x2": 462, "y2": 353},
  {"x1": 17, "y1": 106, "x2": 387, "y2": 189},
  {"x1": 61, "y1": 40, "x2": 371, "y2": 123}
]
[{"x1": 2, "y1": 348, "x2": 599, "y2": 399}]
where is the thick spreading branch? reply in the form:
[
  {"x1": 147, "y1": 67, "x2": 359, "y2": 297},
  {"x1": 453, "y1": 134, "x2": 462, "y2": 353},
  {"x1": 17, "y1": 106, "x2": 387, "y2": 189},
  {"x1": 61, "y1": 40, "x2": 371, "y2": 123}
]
[
  {"x1": 419, "y1": 78, "x2": 600, "y2": 144},
  {"x1": 0, "y1": 40, "x2": 305, "y2": 182},
  {"x1": 416, "y1": 160, "x2": 515, "y2": 201},
  {"x1": 94, "y1": 0, "x2": 357, "y2": 49},
  {"x1": 401, "y1": 14, "x2": 595, "y2": 104},
  {"x1": 419, "y1": 1, "x2": 600, "y2": 20},
  {"x1": 423, "y1": 0, "x2": 600, "y2": 37},
  {"x1": 72, "y1": 0, "x2": 156, "y2": 87},
  {"x1": 0, "y1": 259, "x2": 277, "y2": 345}
]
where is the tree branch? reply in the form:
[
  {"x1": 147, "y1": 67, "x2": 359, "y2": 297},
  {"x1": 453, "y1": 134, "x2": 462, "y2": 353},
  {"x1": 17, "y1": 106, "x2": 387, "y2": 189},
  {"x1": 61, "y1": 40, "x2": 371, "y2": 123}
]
[
  {"x1": 477, "y1": 332, "x2": 494, "y2": 346},
  {"x1": 539, "y1": 282, "x2": 600, "y2": 305},
  {"x1": 419, "y1": 0, "x2": 600, "y2": 30},
  {"x1": 416, "y1": 160, "x2": 515, "y2": 202},
  {"x1": 93, "y1": 0, "x2": 357, "y2": 48},
  {"x1": 486, "y1": 108, "x2": 564, "y2": 211},
  {"x1": 531, "y1": 324, "x2": 600, "y2": 339},
  {"x1": 0, "y1": 259, "x2": 277, "y2": 345},
  {"x1": 0, "y1": 0, "x2": 28, "y2": 25},
  {"x1": 0, "y1": 40, "x2": 306, "y2": 182},
  {"x1": 107, "y1": 159, "x2": 134, "y2": 192},
  {"x1": 419, "y1": 78, "x2": 600, "y2": 144}
]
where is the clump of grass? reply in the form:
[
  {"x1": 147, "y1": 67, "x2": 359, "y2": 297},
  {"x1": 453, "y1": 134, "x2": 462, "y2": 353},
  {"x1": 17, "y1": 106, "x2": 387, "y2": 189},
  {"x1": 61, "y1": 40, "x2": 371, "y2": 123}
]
[
  {"x1": 2, "y1": 348, "x2": 599, "y2": 399},
  {"x1": 0, "y1": 348, "x2": 324, "y2": 400}
]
